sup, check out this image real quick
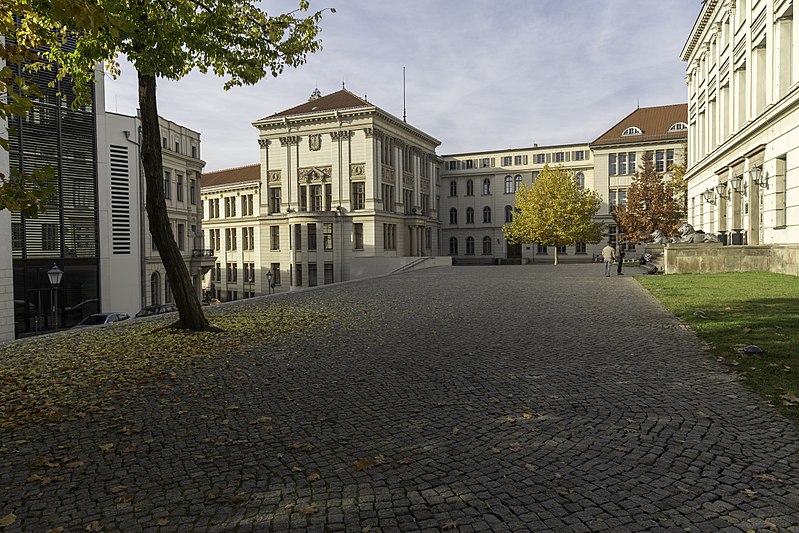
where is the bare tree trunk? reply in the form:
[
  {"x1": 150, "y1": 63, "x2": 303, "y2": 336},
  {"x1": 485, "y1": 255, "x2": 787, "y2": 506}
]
[
  {"x1": 553, "y1": 246, "x2": 559, "y2": 265},
  {"x1": 138, "y1": 72, "x2": 211, "y2": 331}
]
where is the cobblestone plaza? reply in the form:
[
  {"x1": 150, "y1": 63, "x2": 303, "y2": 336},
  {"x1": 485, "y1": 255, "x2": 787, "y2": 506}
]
[{"x1": 2, "y1": 266, "x2": 798, "y2": 532}]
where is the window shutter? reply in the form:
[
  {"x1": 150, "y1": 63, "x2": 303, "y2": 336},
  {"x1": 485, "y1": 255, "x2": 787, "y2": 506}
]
[
  {"x1": 490, "y1": 158, "x2": 495, "y2": 167},
  {"x1": 523, "y1": 155, "x2": 528, "y2": 165},
  {"x1": 566, "y1": 152, "x2": 571, "y2": 162},
  {"x1": 546, "y1": 153, "x2": 551, "y2": 163}
]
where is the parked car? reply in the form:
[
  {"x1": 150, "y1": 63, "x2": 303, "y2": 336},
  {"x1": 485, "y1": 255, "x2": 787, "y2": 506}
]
[
  {"x1": 134, "y1": 303, "x2": 178, "y2": 318},
  {"x1": 74, "y1": 312, "x2": 130, "y2": 328}
]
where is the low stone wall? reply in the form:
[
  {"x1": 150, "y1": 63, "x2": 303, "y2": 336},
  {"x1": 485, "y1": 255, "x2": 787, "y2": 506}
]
[{"x1": 650, "y1": 243, "x2": 799, "y2": 276}]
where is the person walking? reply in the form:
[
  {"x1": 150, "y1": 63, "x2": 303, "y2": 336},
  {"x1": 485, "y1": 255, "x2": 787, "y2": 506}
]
[
  {"x1": 601, "y1": 241, "x2": 616, "y2": 277},
  {"x1": 616, "y1": 242, "x2": 626, "y2": 275}
]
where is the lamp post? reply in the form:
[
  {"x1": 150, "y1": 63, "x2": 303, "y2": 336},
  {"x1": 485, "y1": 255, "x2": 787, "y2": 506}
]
[
  {"x1": 266, "y1": 270, "x2": 272, "y2": 295},
  {"x1": 47, "y1": 263, "x2": 63, "y2": 331}
]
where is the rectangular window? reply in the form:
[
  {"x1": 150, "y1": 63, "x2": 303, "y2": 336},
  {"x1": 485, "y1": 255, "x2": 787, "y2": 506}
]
[
  {"x1": 270, "y1": 225, "x2": 280, "y2": 250},
  {"x1": 324, "y1": 263, "x2": 333, "y2": 284},
  {"x1": 295, "y1": 263, "x2": 303, "y2": 287},
  {"x1": 465, "y1": 159, "x2": 474, "y2": 169},
  {"x1": 164, "y1": 171, "x2": 171, "y2": 199},
  {"x1": 300, "y1": 185, "x2": 308, "y2": 211},
  {"x1": 537, "y1": 244, "x2": 547, "y2": 254},
  {"x1": 628, "y1": 152, "x2": 636, "y2": 174},
  {"x1": 514, "y1": 155, "x2": 528, "y2": 165},
  {"x1": 382, "y1": 184, "x2": 395, "y2": 211},
  {"x1": 246, "y1": 262, "x2": 256, "y2": 282},
  {"x1": 557, "y1": 245, "x2": 566, "y2": 254},
  {"x1": 618, "y1": 153, "x2": 627, "y2": 175},
  {"x1": 213, "y1": 262, "x2": 221, "y2": 282},
  {"x1": 609, "y1": 154, "x2": 617, "y2": 176},
  {"x1": 666, "y1": 149, "x2": 675, "y2": 170},
  {"x1": 655, "y1": 150, "x2": 665, "y2": 173},
  {"x1": 480, "y1": 158, "x2": 492, "y2": 168},
  {"x1": 555, "y1": 152, "x2": 565, "y2": 163},
  {"x1": 177, "y1": 223, "x2": 185, "y2": 250},
  {"x1": 575, "y1": 242, "x2": 586, "y2": 254},
  {"x1": 776, "y1": 155, "x2": 787, "y2": 227},
  {"x1": 310, "y1": 185, "x2": 323, "y2": 211},
  {"x1": 324, "y1": 223, "x2": 333, "y2": 250},
  {"x1": 308, "y1": 223, "x2": 317, "y2": 251},
  {"x1": 191, "y1": 145, "x2": 197, "y2": 158},
  {"x1": 573, "y1": 150, "x2": 585, "y2": 161},
  {"x1": 175, "y1": 141, "x2": 180, "y2": 153},
  {"x1": 42, "y1": 224, "x2": 59, "y2": 251},
  {"x1": 448, "y1": 160, "x2": 458, "y2": 170},
  {"x1": 190, "y1": 179, "x2": 196, "y2": 205},
  {"x1": 176, "y1": 174, "x2": 184, "y2": 202},
  {"x1": 535, "y1": 154, "x2": 546, "y2": 164},
  {"x1": 270, "y1": 263, "x2": 281, "y2": 285},
  {"x1": 325, "y1": 183, "x2": 332, "y2": 211},
  {"x1": 353, "y1": 182, "x2": 365, "y2": 210},
  {"x1": 241, "y1": 194, "x2": 253, "y2": 216},
  {"x1": 502, "y1": 156, "x2": 512, "y2": 166},
  {"x1": 383, "y1": 223, "x2": 396, "y2": 250},
  {"x1": 11, "y1": 223, "x2": 23, "y2": 249},
  {"x1": 403, "y1": 189, "x2": 414, "y2": 214},
  {"x1": 294, "y1": 224, "x2": 302, "y2": 251},
  {"x1": 353, "y1": 223, "x2": 364, "y2": 250},
  {"x1": 308, "y1": 263, "x2": 317, "y2": 287},
  {"x1": 269, "y1": 187, "x2": 281, "y2": 213}
]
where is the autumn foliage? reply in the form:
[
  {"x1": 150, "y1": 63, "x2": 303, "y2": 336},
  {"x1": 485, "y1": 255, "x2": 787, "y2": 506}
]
[
  {"x1": 613, "y1": 153, "x2": 685, "y2": 243},
  {"x1": 503, "y1": 165, "x2": 603, "y2": 265}
]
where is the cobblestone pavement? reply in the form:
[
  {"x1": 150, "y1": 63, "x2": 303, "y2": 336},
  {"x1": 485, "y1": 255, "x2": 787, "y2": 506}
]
[{"x1": 2, "y1": 265, "x2": 799, "y2": 532}]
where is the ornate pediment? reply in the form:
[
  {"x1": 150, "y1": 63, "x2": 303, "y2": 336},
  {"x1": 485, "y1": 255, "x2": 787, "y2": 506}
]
[
  {"x1": 268, "y1": 170, "x2": 281, "y2": 184},
  {"x1": 299, "y1": 166, "x2": 332, "y2": 183}
]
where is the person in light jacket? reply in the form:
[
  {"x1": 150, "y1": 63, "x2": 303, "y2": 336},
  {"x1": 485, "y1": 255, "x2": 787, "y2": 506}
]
[{"x1": 601, "y1": 242, "x2": 616, "y2": 277}]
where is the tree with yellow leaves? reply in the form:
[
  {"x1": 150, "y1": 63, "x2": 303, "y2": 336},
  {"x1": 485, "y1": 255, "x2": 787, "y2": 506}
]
[{"x1": 503, "y1": 165, "x2": 603, "y2": 265}]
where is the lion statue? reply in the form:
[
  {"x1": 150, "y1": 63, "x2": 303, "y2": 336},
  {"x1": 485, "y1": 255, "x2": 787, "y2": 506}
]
[
  {"x1": 649, "y1": 229, "x2": 672, "y2": 244},
  {"x1": 674, "y1": 222, "x2": 720, "y2": 243}
]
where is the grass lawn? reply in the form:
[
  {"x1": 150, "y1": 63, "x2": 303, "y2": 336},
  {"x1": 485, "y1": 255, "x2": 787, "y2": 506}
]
[{"x1": 637, "y1": 272, "x2": 799, "y2": 425}]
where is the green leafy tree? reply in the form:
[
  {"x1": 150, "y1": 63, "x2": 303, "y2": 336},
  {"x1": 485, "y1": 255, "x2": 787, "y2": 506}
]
[
  {"x1": 503, "y1": 165, "x2": 603, "y2": 265},
  {"x1": 1, "y1": 0, "x2": 119, "y2": 216},
  {"x1": 614, "y1": 152, "x2": 685, "y2": 243},
  {"x1": 19, "y1": 0, "x2": 331, "y2": 331}
]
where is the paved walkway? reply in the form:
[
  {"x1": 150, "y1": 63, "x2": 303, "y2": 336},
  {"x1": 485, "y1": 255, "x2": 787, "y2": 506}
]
[{"x1": 2, "y1": 265, "x2": 799, "y2": 532}]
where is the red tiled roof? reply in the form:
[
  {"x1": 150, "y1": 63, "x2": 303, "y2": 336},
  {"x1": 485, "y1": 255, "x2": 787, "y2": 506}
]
[
  {"x1": 591, "y1": 104, "x2": 688, "y2": 147},
  {"x1": 263, "y1": 89, "x2": 372, "y2": 120},
  {"x1": 202, "y1": 164, "x2": 260, "y2": 188}
]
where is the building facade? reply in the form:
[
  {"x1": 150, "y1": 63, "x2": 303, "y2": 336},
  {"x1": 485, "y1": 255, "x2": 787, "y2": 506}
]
[
  {"x1": 682, "y1": 0, "x2": 799, "y2": 246},
  {"x1": 201, "y1": 89, "x2": 443, "y2": 300},
  {"x1": 8, "y1": 64, "x2": 105, "y2": 337},
  {"x1": 103, "y1": 112, "x2": 212, "y2": 316},
  {"x1": 439, "y1": 145, "x2": 596, "y2": 262},
  {"x1": 590, "y1": 104, "x2": 689, "y2": 250}
]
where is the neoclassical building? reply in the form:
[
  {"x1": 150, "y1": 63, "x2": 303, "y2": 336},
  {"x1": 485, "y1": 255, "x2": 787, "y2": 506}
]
[
  {"x1": 682, "y1": 0, "x2": 799, "y2": 247},
  {"x1": 201, "y1": 89, "x2": 445, "y2": 299},
  {"x1": 439, "y1": 144, "x2": 596, "y2": 262}
]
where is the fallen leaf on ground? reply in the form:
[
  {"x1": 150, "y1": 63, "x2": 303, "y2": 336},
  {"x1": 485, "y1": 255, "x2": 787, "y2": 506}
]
[
  {"x1": 110, "y1": 485, "x2": 128, "y2": 494},
  {"x1": 45, "y1": 528, "x2": 64, "y2": 533},
  {"x1": 98, "y1": 444, "x2": 115, "y2": 452},
  {"x1": 441, "y1": 519, "x2": 458, "y2": 530},
  {"x1": 554, "y1": 487, "x2": 572, "y2": 496},
  {"x1": 0, "y1": 514, "x2": 16, "y2": 527},
  {"x1": 753, "y1": 473, "x2": 779, "y2": 483},
  {"x1": 742, "y1": 488, "x2": 758, "y2": 497},
  {"x1": 156, "y1": 518, "x2": 169, "y2": 526},
  {"x1": 85, "y1": 521, "x2": 103, "y2": 532},
  {"x1": 307, "y1": 473, "x2": 320, "y2": 482},
  {"x1": 353, "y1": 456, "x2": 385, "y2": 471},
  {"x1": 299, "y1": 503, "x2": 317, "y2": 516}
]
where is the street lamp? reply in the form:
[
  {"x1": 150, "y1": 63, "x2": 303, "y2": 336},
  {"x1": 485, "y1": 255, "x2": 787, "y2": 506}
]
[
  {"x1": 47, "y1": 263, "x2": 63, "y2": 331},
  {"x1": 730, "y1": 174, "x2": 746, "y2": 196},
  {"x1": 749, "y1": 164, "x2": 768, "y2": 189},
  {"x1": 266, "y1": 270, "x2": 272, "y2": 295},
  {"x1": 703, "y1": 189, "x2": 716, "y2": 204}
]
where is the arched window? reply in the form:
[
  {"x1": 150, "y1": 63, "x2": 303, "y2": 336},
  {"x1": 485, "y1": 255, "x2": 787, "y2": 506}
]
[
  {"x1": 449, "y1": 237, "x2": 458, "y2": 255},
  {"x1": 449, "y1": 208, "x2": 458, "y2": 224},
  {"x1": 483, "y1": 206, "x2": 492, "y2": 223},
  {"x1": 514, "y1": 175, "x2": 522, "y2": 191},
  {"x1": 622, "y1": 126, "x2": 642, "y2": 136},
  {"x1": 505, "y1": 205, "x2": 513, "y2": 223},
  {"x1": 466, "y1": 179, "x2": 474, "y2": 196},
  {"x1": 483, "y1": 178, "x2": 491, "y2": 195},
  {"x1": 466, "y1": 207, "x2": 474, "y2": 224},
  {"x1": 150, "y1": 272, "x2": 161, "y2": 305},
  {"x1": 482, "y1": 236, "x2": 492, "y2": 255},
  {"x1": 450, "y1": 180, "x2": 457, "y2": 196},
  {"x1": 575, "y1": 172, "x2": 585, "y2": 189},
  {"x1": 504, "y1": 175, "x2": 513, "y2": 194},
  {"x1": 668, "y1": 122, "x2": 688, "y2": 132},
  {"x1": 466, "y1": 236, "x2": 475, "y2": 255}
]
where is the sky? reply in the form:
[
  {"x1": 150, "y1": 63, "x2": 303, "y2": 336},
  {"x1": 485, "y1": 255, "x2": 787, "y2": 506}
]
[{"x1": 103, "y1": 1, "x2": 703, "y2": 172}]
